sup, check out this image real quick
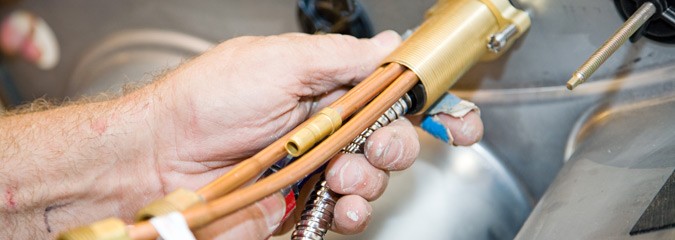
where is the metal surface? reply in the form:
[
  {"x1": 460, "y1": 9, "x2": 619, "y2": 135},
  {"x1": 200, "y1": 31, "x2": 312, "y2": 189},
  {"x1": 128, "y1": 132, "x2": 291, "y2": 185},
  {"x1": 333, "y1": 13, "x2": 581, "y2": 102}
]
[
  {"x1": 455, "y1": 0, "x2": 675, "y2": 199},
  {"x1": 631, "y1": 170, "x2": 675, "y2": 235},
  {"x1": 276, "y1": 130, "x2": 532, "y2": 240},
  {"x1": 516, "y1": 94, "x2": 675, "y2": 239},
  {"x1": 567, "y1": 2, "x2": 656, "y2": 90},
  {"x1": 68, "y1": 29, "x2": 212, "y2": 97},
  {"x1": 328, "y1": 132, "x2": 532, "y2": 240}
]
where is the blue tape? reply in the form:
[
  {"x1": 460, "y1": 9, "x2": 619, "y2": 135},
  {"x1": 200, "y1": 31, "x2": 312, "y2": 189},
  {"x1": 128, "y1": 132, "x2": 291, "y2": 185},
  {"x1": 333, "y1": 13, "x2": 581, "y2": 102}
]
[
  {"x1": 420, "y1": 93, "x2": 465, "y2": 143},
  {"x1": 420, "y1": 116, "x2": 450, "y2": 143}
]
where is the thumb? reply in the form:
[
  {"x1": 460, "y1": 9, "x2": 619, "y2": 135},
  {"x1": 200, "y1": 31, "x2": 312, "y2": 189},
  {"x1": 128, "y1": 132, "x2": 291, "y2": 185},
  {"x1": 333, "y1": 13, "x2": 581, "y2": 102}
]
[
  {"x1": 419, "y1": 94, "x2": 484, "y2": 146},
  {"x1": 288, "y1": 30, "x2": 402, "y2": 96},
  {"x1": 194, "y1": 194, "x2": 286, "y2": 240}
]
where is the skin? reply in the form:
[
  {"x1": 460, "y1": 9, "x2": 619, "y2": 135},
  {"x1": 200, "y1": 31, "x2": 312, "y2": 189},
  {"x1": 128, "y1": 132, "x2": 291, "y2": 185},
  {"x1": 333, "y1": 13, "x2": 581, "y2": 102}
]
[{"x1": 0, "y1": 31, "x2": 482, "y2": 239}]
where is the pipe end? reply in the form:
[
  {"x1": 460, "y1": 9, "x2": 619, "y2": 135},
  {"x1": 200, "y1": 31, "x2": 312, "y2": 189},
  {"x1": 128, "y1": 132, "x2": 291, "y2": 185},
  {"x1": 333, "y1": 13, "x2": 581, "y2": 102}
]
[
  {"x1": 57, "y1": 218, "x2": 130, "y2": 240},
  {"x1": 135, "y1": 188, "x2": 202, "y2": 222}
]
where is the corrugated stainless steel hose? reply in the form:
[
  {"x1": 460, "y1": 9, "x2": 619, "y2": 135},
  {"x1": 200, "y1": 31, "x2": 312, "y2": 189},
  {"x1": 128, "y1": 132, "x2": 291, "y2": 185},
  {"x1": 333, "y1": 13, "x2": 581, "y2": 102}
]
[{"x1": 291, "y1": 93, "x2": 412, "y2": 240}]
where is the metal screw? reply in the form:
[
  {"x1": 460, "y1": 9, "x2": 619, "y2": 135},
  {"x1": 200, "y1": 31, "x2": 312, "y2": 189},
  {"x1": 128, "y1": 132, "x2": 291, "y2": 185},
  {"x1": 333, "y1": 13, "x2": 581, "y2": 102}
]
[
  {"x1": 566, "y1": 2, "x2": 656, "y2": 90},
  {"x1": 488, "y1": 24, "x2": 518, "y2": 53}
]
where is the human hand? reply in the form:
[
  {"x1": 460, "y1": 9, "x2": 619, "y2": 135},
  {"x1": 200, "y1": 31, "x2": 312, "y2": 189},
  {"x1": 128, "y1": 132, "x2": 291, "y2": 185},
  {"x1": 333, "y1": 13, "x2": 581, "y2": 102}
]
[{"x1": 144, "y1": 31, "x2": 483, "y2": 239}]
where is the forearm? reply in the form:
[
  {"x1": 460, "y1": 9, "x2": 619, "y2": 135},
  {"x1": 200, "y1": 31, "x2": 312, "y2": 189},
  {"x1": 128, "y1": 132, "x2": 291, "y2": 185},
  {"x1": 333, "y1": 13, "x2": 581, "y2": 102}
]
[{"x1": 0, "y1": 88, "x2": 163, "y2": 238}]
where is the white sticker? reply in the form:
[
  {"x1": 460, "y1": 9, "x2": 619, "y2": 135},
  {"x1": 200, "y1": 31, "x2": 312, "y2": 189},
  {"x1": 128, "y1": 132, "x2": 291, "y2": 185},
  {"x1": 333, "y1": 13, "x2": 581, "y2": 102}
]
[{"x1": 149, "y1": 212, "x2": 197, "y2": 240}]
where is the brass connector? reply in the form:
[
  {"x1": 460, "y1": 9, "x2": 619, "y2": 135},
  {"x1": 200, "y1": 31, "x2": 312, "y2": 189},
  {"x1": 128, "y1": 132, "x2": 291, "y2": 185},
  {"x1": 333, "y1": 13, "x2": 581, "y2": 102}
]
[
  {"x1": 135, "y1": 188, "x2": 203, "y2": 222},
  {"x1": 57, "y1": 218, "x2": 130, "y2": 240},
  {"x1": 286, "y1": 107, "x2": 342, "y2": 156},
  {"x1": 383, "y1": 0, "x2": 530, "y2": 113}
]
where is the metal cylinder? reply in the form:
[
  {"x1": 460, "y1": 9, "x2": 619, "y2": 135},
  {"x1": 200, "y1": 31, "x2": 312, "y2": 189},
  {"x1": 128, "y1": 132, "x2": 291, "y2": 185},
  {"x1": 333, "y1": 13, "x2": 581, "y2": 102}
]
[
  {"x1": 383, "y1": 0, "x2": 530, "y2": 113},
  {"x1": 287, "y1": 107, "x2": 343, "y2": 157}
]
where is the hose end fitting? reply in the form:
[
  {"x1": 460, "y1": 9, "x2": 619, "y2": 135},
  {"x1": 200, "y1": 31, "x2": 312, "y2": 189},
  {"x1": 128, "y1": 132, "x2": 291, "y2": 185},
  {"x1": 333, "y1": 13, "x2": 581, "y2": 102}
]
[
  {"x1": 135, "y1": 188, "x2": 203, "y2": 222},
  {"x1": 383, "y1": 0, "x2": 530, "y2": 114},
  {"x1": 57, "y1": 218, "x2": 130, "y2": 240},
  {"x1": 286, "y1": 107, "x2": 342, "y2": 156}
]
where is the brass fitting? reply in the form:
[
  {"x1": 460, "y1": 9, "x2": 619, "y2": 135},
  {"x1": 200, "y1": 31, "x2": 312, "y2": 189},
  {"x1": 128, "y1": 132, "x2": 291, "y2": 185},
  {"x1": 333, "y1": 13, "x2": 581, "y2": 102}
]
[
  {"x1": 383, "y1": 0, "x2": 530, "y2": 113},
  {"x1": 286, "y1": 107, "x2": 342, "y2": 156},
  {"x1": 135, "y1": 188, "x2": 203, "y2": 222},
  {"x1": 57, "y1": 218, "x2": 130, "y2": 240}
]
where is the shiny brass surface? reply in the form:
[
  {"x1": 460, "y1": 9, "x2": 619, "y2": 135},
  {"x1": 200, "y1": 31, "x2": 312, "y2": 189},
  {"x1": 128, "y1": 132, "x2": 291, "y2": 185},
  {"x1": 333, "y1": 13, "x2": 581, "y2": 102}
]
[
  {"x1": 384, "y1": 0, "x2": 530, "y2": 113},
  {"x1": 135, "y1": 188, "x2": 203, "y2": 222},
  {"x1": 566, "y1": 2, "x2": 656, "y2": 90},
  {"x1": 286, "y1": 107, "x2": 342, "y2": 156},
  {"x1": 57, "y1": 218, "x2": 130, "y2": 240}
]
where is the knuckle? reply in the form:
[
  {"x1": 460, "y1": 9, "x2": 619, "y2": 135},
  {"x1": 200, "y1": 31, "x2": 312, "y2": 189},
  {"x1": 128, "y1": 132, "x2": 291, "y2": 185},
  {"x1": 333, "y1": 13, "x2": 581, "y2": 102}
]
[{"x1": 323, "y1": 33, "x2": 359, "y2": 47}]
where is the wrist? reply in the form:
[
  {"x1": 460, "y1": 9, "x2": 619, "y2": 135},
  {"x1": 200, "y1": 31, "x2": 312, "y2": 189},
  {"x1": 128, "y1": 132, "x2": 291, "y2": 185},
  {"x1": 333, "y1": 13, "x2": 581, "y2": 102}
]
[
  {"x1": 54, "y1": 93, "x2": 166, "y2": 220},
  {"x1": 0, "y1": 93, "x2": 165, "y2": 237}
]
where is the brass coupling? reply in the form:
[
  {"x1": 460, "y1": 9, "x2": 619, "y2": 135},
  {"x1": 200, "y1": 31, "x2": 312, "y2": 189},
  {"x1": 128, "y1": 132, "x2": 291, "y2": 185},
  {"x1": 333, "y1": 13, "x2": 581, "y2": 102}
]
[
  {"x1": 57, "y1": 218, "x2": 130, "y2": 240},
  {"x1": 286, "y1": 107, "x2": 342, "y2": 156},
  {"x1": 135, "y1": 188, "x2": 203, "y2": 222},
  {"x1": 383, "y1": 0, "x2": 530, "y2": 113}
]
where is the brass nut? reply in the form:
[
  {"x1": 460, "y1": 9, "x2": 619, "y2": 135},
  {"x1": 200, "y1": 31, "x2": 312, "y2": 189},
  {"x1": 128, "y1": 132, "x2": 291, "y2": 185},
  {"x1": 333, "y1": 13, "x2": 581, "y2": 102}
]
[
  {"x1": 286, "y1": 108, "x2": 342, "y2": 156},
  {"x1": 135, "y1": 188, "x2": 203, "y2": 222},
  {"x1": 57, "y1": 218, "x2": 130, "y2": 240},
  {"x1": 383, "y1": 0, "x2": 530, "y2": 113}
]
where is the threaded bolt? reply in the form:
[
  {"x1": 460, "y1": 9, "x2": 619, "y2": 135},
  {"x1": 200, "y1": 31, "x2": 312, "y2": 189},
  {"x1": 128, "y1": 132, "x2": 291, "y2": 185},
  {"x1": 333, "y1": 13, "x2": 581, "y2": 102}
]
[{"x1": 567, "y1": 2, "x2": 656, "y2": 90}]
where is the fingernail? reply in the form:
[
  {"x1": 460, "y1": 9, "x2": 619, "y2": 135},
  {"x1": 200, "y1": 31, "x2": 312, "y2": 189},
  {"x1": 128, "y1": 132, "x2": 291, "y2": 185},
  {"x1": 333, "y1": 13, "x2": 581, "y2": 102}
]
[
  {"x1": 367, "y1": 140, "x2": 385, "y2": 163},
  {"x1": 420, "y1": 115, "x2": 453, "y2": 143},
  {"x1": 371, "y1": 30, "x2": 401, "y2": 48},
  {"x1": 460, "y1": 118, "x2": 479, "y2": 142},
  {"x1": 383, "y1": 138, "x2": 404, "y2": 169},
  {"x1": 339, "y1": 159, "x2": 363, "y2": 192}
]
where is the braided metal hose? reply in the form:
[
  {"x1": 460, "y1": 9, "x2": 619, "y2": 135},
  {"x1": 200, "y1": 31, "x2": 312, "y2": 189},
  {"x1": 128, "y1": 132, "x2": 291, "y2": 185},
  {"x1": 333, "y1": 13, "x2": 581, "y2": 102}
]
[{"x1": 291, "y1": 93, "x2": 412, "y2": 240}]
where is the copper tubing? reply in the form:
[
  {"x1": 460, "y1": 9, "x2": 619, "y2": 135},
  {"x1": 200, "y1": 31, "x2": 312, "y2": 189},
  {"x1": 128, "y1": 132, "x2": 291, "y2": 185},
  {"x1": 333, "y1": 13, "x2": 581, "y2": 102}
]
[
  {"x1": 134, "y1": 64, "x2": 402, "y2": 220},
  {"x1": 329, "y1": 63, "x2": 406, "y2": 119},
  {"x1": 194, "y1": 63, "x2": 405, "y2": 201},
  {"x1": 285, "y1": 64, "x2": 407, "y2": 156},
  {"x1": 127, "y1": 70, "x2": 419, "y2": 240}
]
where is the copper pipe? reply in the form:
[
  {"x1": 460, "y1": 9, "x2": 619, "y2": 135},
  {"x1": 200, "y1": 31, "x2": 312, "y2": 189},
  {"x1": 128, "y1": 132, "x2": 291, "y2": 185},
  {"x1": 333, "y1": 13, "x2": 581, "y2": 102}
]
[
  {"x1": 195, "y1": 63, "x2": 404, "y2": 201},
  {"x1": 136, "y1": 65, "x2": 401, "y2": 222},
  {"x1": 286, "y1": 64, "x2": 407, "y2": 156},
  {"x1": 330, "y1": 63, "x2": 405, "y2": 119},
  {"x1": 128, "y1": 70, "x2": 419, "y2": 239}
]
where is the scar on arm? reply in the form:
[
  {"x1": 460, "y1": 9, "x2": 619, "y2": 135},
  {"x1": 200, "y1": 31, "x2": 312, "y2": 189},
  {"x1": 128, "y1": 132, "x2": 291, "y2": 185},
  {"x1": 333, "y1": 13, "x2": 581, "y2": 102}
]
[
  {"x1": 43, "y1": 203, "x2": 72, "y2": 233},
  {"x1": 4, "y1": 187, "x2": 16, "y2": 211}
]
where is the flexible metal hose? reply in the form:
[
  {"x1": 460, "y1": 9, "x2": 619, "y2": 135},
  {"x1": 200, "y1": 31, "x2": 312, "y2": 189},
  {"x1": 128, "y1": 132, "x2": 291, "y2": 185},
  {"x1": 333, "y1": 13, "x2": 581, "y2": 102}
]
[{"x1": 291, "y1": 93, "x2": 412, "y2": 240}]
